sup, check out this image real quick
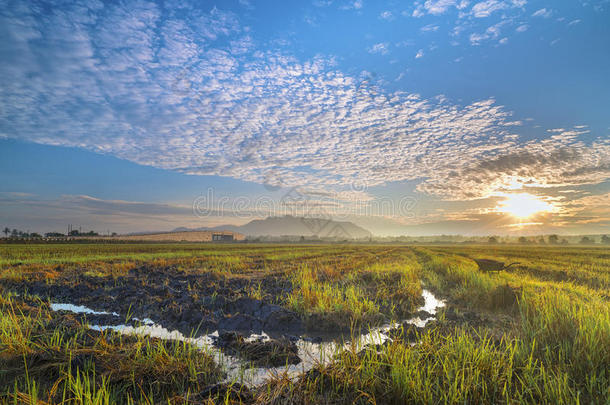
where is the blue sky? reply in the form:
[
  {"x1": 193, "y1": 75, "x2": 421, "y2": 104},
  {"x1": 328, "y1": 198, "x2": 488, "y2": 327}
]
[{"x1": 0, "y1": 0, "x2": 609, "y2": 235}]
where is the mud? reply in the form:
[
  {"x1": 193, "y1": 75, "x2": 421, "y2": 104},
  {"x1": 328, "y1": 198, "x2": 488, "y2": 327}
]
[
  {"x1": 213, "y1": 331, "x2": 300, "y2": 367},
  {"x1": 4, "y1": 265, "x2": 302, "y2": 337},
  {"x1": 473, "y1": 258, "x2": 519, "y2": 272},
  {"x1": 190, "y1": 382, "x2": 253, "y2": 403},
  {"x1": 37, "y1": 287, "x2": 448, "y2": 387},
  {"x1": 3, "y1": 261, "x2": 466, "y2": 388}
]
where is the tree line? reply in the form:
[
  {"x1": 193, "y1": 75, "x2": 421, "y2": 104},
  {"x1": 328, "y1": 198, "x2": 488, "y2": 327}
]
[
  {"x1": 2, "y1": 227, "x2": 106, "y2": 238},
  {"x1": 488, "y1": 234, "x2": 610, "y2": 244}
]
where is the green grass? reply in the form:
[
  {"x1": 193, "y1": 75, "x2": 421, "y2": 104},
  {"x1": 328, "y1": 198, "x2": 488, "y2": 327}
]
[
  {"x1": 0, "y1": 293, "x2": 222, "y2": 404},
  {"x1": 285, "y1": 249, "x2": 422, "y2": 328},
  {"x1": 0, "y1": 243, "x2": 608, "y2": 403},
  {"x1": 271, "y1": 245, "x2": 608, "y2": 404},
  {"x1": 286, "y1": 265, "x2": 380, "y2": 325}
]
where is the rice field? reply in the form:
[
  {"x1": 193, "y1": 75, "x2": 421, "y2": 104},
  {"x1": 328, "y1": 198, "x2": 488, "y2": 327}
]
[{"x1": 0, "y1": 243, "x2": 608, "y2": 404}]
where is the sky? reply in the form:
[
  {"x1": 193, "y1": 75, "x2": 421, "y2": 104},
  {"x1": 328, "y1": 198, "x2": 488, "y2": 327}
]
[{"x1": 0, "y1": 0, "x2": 609, "y2": 236}]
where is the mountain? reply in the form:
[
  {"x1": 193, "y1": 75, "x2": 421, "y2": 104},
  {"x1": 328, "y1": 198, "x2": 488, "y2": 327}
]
[{"x1": 174, "y1": 216, "x2": 372, "y2": 239}]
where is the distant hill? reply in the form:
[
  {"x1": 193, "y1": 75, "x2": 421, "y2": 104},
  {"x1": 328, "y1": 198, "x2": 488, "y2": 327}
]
[{"x1": 174, "y1": 216, "x2": 372, "y2": 239}]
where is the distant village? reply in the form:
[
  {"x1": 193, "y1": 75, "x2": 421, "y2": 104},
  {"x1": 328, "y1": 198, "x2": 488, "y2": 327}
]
[{"x1": 1, "y1": 225, "x2": 609, "y2": 245}]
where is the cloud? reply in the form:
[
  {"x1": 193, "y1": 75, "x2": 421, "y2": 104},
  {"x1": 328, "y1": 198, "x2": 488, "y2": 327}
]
[
  {"x1": 469, "y1": 21, "x2": 507, "y2": 44},
  {"x1": 238, "y1": 0, "x2": 254, "y2": 9},
  {"x1": 471, "y1": 0, "x2": 508, "y2": 17},
  {"x1": 379, "y1": 11, "x2": 394, "y2": 20},
  {"x1": 5, "y1": 190, "x2": 606, "y2": 236},
  {"x1": 412, "y1": 8, "x2": 425, "y2": 17},
  {"x1": 516, "y1": 24, "x2": 528, "y2": 32},
  {"x1": 414, "y1": 0, "x2": 469, "y2": 16},
  {"x1": 532, "y1": 8, "x2": 552, "y2": 18},
  {"x1": 0, "y1": 193, "x2": 256, "y2": 233},
  {"x1": 413, "y1": 0, "x2": 525, "y2": 17},
  {"x1": 418, "y1": 129, "x2": 610, "y2": 200},
  {"x1": 567, "y1": 19, "x2": 581, "y2": 26},
  {"x1": 412, "y1": 0, "x2": 530, "y2": 46},
  {"x1": 1, "y1": 0, "x2": 608, "y2": 206},
  {"x1": 469, "y1": 32, "x2": 487, "y2": 44},
  {"x1": 368, "y1": 42, "x2": 390, "y2": 54},
  {"x1": 421, "y1": 24, "x2": 440, "y2": 32},
  {"x1": 61, "y1": 195, "x2": 193, "y2": 216},
  {"x1": 0, "y1": 192, "x2": 38, "y2": 202},
  {"x1": 565, "y1": 192, "x2": 610, "y2": 217},
  {"x1": 341, "y1": 0, "x2": 363, "y2": 10},
  {"x1": 395, "y1": 40, "x2": 415, "y2": 47},
  {"x1": 415, "y1": 49, "x2": 425, "y2": 58},
  {"x1": 303, "y1": 14, "x2": 318, "y2": 26},
  {"x1": 426, "y1": 0, "x2": 460, "y2": 15}
]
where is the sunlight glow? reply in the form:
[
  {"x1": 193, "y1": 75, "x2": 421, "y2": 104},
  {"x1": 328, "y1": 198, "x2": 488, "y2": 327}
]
[{"x1": 496, "y1": 193, "x2": 555, "y2": 219}]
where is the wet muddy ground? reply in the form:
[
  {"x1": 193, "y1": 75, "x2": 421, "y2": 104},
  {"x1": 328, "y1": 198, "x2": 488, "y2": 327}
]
[
  {"x1": 4, "y1": 265, "x2": 304, "y2": 337},
  {"x1": 3, "y1": 269, "x2": 453, "y2": 388},
  {"x1": 0, "y1": 252, "x2": 517, "y2": 390},
  {"x1": 2, "y1": 244, "x2": 606, "y2": 404},
  {"x1": 1, "y1": 258, "x2": 515, "y2": 387},
  {"x1": 15, "y1": 285, "x2": 449, "y2": 388}
]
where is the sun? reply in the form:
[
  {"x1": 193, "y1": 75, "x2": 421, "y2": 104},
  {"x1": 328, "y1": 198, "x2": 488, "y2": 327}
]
[{"x1": 496, "y1": 193, "x2": 554, "y2": 219}]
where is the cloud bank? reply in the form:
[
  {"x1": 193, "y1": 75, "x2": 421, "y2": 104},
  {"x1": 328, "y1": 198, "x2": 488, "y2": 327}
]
[{"x1": 0, "y1": 0, "x2": 608, "y2": 203}]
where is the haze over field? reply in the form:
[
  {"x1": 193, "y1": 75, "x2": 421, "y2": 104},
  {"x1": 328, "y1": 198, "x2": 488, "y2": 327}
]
[{"x1": 1, "y1": 0, "x2": 609, "y2": 235}]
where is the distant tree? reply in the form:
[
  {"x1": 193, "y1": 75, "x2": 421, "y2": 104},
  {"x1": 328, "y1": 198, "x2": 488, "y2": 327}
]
[
  {"x1": 30, "y1": 233, "x2": 42, "y2": 238},
  {"x1": 111, "y1": 232, "x2": 118, "y2": 237},
  {"x1": 488, "y1": 236, "x2": 498, "y2": 244},
  {"x1": 68, "y1": 230, "x2": 80, "y2": 236},
  {"x1": 45, "y1": 232, "x2": 65, "y2": 237},
  {"x1": 538, "y1": 237, "x2": 546, "y2": 244},
  {"x1": 548, "y1": 234, "x2": 559, "y2": 245},
  {"x1": 2, "y1": 227, "x2": 9, "y2": 237},
  {"x1": 560, "y1": 238, "x2": 568, "y2": 245},
  {"x1": 11, "y1": 229, "x2": 19, "y2": 238},
  {"x1": 580, "y1": 236, "x2": 593, "y2": 244},
  {"x1": 602, "y1": 235, "x2": 610, "y2": 244},
  {"x1": 518, "y1": 236, "x2": 528, "y2": 244}
]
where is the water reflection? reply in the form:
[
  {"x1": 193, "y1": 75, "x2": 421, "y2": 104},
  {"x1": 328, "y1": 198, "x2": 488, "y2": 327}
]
[{"x1": 51, "y1": 289, "x2": 445, "y2": 386}]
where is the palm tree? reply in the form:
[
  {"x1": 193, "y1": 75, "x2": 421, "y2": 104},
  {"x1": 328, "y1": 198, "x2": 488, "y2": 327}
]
[{"x1": 2, "y1": 227, "x2": 9, "y2": 237}]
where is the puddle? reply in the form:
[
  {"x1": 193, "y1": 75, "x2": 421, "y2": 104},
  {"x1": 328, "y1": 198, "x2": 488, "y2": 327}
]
[
  {"x1": 50, "y1": 289, "x2": 445, "y2": 387},
  {"x1": 420, "y1": 289, "x2": 445, "y2": 315},
  {"x1": 50, "y1": 303, "x2": 120, "y2": 317}
]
